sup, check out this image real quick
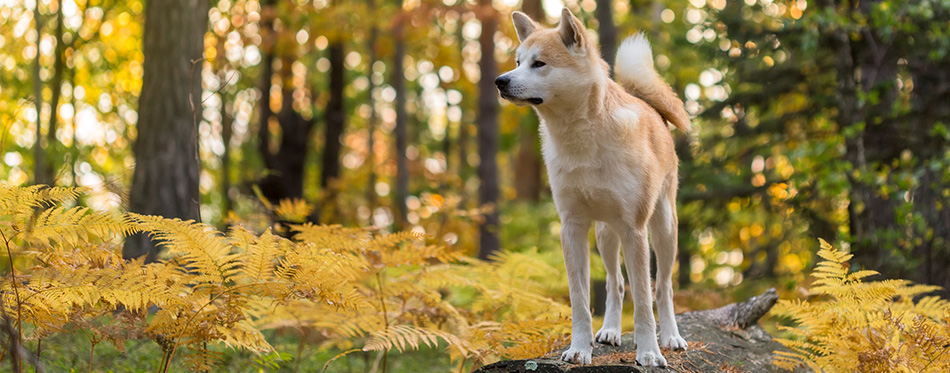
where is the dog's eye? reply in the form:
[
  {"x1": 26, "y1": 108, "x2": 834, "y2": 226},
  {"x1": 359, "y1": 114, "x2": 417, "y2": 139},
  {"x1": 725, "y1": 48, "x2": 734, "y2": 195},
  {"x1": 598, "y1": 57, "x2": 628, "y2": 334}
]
[
  {"x1": 532, "y1": 60, "x2": 546, "y2": 68},
  {"x1": 515, "y1": 60, "x2": 520, "y2": 67}
]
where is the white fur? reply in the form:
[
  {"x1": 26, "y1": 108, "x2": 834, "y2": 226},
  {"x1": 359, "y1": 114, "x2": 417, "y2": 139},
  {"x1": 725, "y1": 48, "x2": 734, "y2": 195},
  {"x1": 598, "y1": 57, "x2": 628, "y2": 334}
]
[{"x1": 615, "y1": 33, "x2": 659, "y2": 92}]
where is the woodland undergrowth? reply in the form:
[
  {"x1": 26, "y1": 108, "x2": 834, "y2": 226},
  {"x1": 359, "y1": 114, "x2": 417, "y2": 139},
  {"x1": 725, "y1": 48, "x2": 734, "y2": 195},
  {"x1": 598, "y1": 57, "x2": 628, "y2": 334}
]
[
  {"x1": 0, "y1": 184, "x2": 570, "y2": 372},
  {"x1": 772, "y1": 239, "x2": 950, "y2": 372}
]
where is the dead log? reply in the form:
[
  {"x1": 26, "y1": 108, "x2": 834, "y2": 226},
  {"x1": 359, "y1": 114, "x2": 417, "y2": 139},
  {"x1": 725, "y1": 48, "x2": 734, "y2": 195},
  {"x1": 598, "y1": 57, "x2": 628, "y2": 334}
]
[{"x1": 476, "y1": 288, "x2": 804, "y2": 373}]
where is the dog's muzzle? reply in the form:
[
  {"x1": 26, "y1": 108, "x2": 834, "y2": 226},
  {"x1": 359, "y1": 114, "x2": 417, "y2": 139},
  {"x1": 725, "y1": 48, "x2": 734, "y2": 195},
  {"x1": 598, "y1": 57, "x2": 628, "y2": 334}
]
[{"x1": 495, "y1": 75, "x2": 543, "y2": 105}]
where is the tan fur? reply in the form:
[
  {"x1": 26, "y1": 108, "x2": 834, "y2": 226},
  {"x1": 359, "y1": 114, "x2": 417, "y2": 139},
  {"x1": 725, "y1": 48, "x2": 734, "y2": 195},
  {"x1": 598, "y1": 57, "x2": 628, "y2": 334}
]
[
  {"x1": 498, "y1": 8, "x2": 690, "y2": 367},
  {"x1": 614, "y1": 33, "x2": 691, "y2": 132}
]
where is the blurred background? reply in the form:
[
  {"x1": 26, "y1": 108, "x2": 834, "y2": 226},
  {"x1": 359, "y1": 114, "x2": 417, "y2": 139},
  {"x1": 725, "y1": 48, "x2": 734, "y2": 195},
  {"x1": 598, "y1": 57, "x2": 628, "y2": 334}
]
[{"x1": 1, "y1": 0, "x2": 949, "y2": 304}]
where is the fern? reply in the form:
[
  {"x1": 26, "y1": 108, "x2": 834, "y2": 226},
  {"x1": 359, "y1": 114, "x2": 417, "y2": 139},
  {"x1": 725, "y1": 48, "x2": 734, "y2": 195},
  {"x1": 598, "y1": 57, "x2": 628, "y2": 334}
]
[
  {"x1": 25, "y1": 206, "x2": 135, "y2": 247},
  {"x1": 273, "y1": 198, "x2": 313, "y2": 223},
  {"x1": 0, "y1": 187, "x2": 572, "y2": 371},
  {"x1": 363, "y1": 324, "x2": 473, "y2": 355},
  {"x1": 772, "y1": 239, "x2": 950, "y2": 372},
  {"x1": 130, "y1": 213, "x2": 241, "y2": 283}
]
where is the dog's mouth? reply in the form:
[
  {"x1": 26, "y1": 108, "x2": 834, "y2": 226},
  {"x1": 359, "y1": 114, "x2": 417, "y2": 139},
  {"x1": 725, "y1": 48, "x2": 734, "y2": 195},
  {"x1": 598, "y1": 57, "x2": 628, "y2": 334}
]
[{"x1": 500, "y1": 93, "x2": 544, "y2": 106}]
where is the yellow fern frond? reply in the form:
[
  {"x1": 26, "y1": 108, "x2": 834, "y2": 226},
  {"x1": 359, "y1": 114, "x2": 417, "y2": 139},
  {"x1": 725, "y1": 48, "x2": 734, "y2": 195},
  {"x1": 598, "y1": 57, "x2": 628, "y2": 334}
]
[
  {"x1": 23, "y1": 206, "x2": 135, "y2": 247},
  {"x1": 0, "y1": 184, "x2": 82, "y2": 216},
  {"x1": 772, "y1": 239, "x2": 950, "y2": 371},
  {"x1": 289, "y1": 223, "x2": 369, "y2": 254},
  {"x1": 363, "y1": 324, "x2": 472, "y2": 356},
  {"x1": 231, "y1": 227, "x2": 289, "y2": 282},
  {"x1": 273, "y1": 199, "x2": 313, "y2": 223},
  {"x1": 130, "y1": 213, "x2": 239, "y2": 283}
]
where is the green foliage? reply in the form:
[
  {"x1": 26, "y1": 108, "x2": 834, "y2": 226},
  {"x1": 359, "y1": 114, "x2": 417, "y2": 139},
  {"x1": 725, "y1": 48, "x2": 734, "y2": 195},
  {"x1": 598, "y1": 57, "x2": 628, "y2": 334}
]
[{"x1": 772, "y1": 239, "x2": 950, "y2": 372}]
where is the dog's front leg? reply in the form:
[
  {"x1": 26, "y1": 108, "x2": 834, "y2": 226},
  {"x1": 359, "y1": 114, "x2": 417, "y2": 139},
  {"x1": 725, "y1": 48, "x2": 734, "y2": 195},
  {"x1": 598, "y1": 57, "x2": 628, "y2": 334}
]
[{"x1": 559, "y1": 218, "x2": 593, "y2": 365}]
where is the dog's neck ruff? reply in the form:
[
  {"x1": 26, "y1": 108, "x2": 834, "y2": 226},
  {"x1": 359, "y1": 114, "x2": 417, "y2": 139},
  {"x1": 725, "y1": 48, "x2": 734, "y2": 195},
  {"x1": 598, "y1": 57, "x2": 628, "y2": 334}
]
[{"x1": 534, "y1": 74, "x2": 610, "y2": 124}]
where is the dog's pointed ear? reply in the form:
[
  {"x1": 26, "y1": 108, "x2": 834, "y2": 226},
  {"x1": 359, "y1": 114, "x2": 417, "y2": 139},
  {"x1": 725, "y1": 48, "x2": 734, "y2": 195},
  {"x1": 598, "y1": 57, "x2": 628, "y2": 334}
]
[
  {"x1": 511, "y1": 12, "x2": 539, "y2": 42},
  {"x1": 558, "y1": 8, "x2": 586, "y2": 53}
]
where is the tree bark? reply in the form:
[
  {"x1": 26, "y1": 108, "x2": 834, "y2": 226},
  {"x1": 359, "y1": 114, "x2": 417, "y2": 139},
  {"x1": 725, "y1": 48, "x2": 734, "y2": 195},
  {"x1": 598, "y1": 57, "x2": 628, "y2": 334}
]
[
  {"x1": 316, "y1": 40, "x2": 347, "y2": 223},
  {"x1": 595, "y1": 0, "x2": 616, "y2": 71},
  {"x1": 477, "y1": 1, "x2": 501, "y2": 259},
  {"x1": 909, "y1": 56, "x2": 950, "y2": 297},
  {"x1": 393, "y1": 18, "x2": 409, "y2": 228},
  {"x1": 217, "y1": 51, "x2": 234, "y2": 219},
  {"x1": 256, "y1": 0, "x2": 314, "y2": 205},
  {"x1": 366, "y1": 0, "x2": 379, "y2": 211},
  {"x1": 220, "y1": 95, "x2": 233, "y2": 217},
  {"x1": 827, "y1": 0, "x2": 902, "y2": 278},
  {"x1": 46, "y1": 0, "x2": 65, "y2": 184},
  {"x1": 32, "y1": 1, "x2": 50, "y2": 186},
  {"x1": 123, "y1": 0, "x2": 208, "y2": 261},
  {"x1": 322, "y1": 42, "x2": 346, "y2": 190}
]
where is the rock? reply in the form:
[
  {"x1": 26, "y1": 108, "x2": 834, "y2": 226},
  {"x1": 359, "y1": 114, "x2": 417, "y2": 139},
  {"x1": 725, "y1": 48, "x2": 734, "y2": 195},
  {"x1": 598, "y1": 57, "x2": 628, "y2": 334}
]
[{"x1": 476, "y1": 288, "x2": 805, "y2": 373}]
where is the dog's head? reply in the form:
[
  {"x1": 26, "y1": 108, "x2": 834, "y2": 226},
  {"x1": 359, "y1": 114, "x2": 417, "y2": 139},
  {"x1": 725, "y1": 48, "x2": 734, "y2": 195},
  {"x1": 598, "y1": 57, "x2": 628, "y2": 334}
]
[{"x1": 495, "y1": 8, "x2": 604, "y2": 107}]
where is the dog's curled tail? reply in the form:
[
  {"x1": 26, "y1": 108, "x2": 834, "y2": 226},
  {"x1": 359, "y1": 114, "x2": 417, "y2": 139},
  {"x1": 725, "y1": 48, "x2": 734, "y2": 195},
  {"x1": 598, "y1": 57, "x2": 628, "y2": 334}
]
[{"x1": 615, "y1": 33, "x2": 691, "y2": 132}]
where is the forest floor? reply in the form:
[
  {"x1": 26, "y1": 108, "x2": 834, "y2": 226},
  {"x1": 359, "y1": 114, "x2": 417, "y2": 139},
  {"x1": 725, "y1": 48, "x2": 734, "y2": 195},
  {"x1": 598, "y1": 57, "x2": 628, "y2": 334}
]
[{"x1": 12, "y1": 331, "x2": 452, "y2": 372}]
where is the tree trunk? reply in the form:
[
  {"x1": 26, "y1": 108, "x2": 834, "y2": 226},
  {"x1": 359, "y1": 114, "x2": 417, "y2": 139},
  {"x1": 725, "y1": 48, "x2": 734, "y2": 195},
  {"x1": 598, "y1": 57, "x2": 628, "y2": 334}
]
[
  {"x1": 393, "y1": 19, "x2": 409, "y2": 228},
  {"x1": 830, "y1": 0, "x2": 902, "y2": 277},
  {"x1": 123, "y1": 0, "x2": 208, "y2": 261},
  {"x1": 909, "y1": 57, "x2": 950, "y2": 297},
  {"x1": 366, "y1": 0, "x2": 379, "y2": 211},
  {"x1": 675, "y1": 137, "x2": 693, "y2": 287},
  {"x1": 322, "y1": 42, "x2": 346, "y2": 190},
  {"x1": 46, "y1": 0, "x2": 65, "y2": 184},
  {"x1": 256, "y1": 0, "x2": 314, "y2": 205},
  {"x1": 595, "y1": 0, "x2": 616, "y2": 71},
  {"x1": 476, "y1": 1, "x2": 501, "y2": 259},
  {"x1": 218, "y1": 65, "x2": 233, "y2": 219},
  {"x1": 317, "y1": 41, "x2": 346, "y2": 223},
  {"x1": 32, "y1": 1, "x2": 49, "y2": 186},
  {"x1": 220, "y1": 98, "x2": 233, "y2": 217}
]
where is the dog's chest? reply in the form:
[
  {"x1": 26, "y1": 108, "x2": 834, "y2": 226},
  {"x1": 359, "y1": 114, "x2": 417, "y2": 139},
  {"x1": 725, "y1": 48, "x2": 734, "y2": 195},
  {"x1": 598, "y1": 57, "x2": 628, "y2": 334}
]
[{"x1": 541, "y1": 127, "x2": 643, "y2": 218}]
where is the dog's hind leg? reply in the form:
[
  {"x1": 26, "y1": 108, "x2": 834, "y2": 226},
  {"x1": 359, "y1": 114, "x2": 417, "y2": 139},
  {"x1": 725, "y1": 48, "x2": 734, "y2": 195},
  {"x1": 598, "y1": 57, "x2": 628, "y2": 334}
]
[
  {"x1": 560, "y1": 218, "x2": 594, "y2": 364},
  {"x1": 649, "y1": 189, "x2": 688, "y2": 351},
  {"x1": 594, "y1": 222, "x2": 623, "y2": 346},
  {"x1": 619, "y1": 225, "x2": 667, "y2": 366}
]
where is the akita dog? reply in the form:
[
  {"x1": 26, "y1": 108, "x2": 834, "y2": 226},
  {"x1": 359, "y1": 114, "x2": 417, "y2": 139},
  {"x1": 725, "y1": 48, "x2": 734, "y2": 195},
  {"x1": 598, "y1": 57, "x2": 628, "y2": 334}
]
[{"x1": 495, "y1": 8, "x2": 691, "y2": 367}]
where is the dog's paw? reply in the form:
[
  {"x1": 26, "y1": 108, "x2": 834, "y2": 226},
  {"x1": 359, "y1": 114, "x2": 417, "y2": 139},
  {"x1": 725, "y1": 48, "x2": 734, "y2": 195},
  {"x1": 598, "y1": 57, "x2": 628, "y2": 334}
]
[
  {"x1": 560, "y1": 347, "x2": 592, "y2": 365},
  {"x1": 635, "y1": 348, "x2": 668, "y2": 367},
  {"x1": 661, "y1": 334, "x2": 688, "y2": 351},
  {"x1": 595, "y1": 327, "x2": 622, "y2": 346}
]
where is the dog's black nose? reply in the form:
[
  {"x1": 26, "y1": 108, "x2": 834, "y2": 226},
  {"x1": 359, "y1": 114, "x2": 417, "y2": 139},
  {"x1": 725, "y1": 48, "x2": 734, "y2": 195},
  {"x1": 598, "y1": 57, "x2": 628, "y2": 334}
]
[{"x1": 495, "y1": 76, "x2": 509, "y2": 89}]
